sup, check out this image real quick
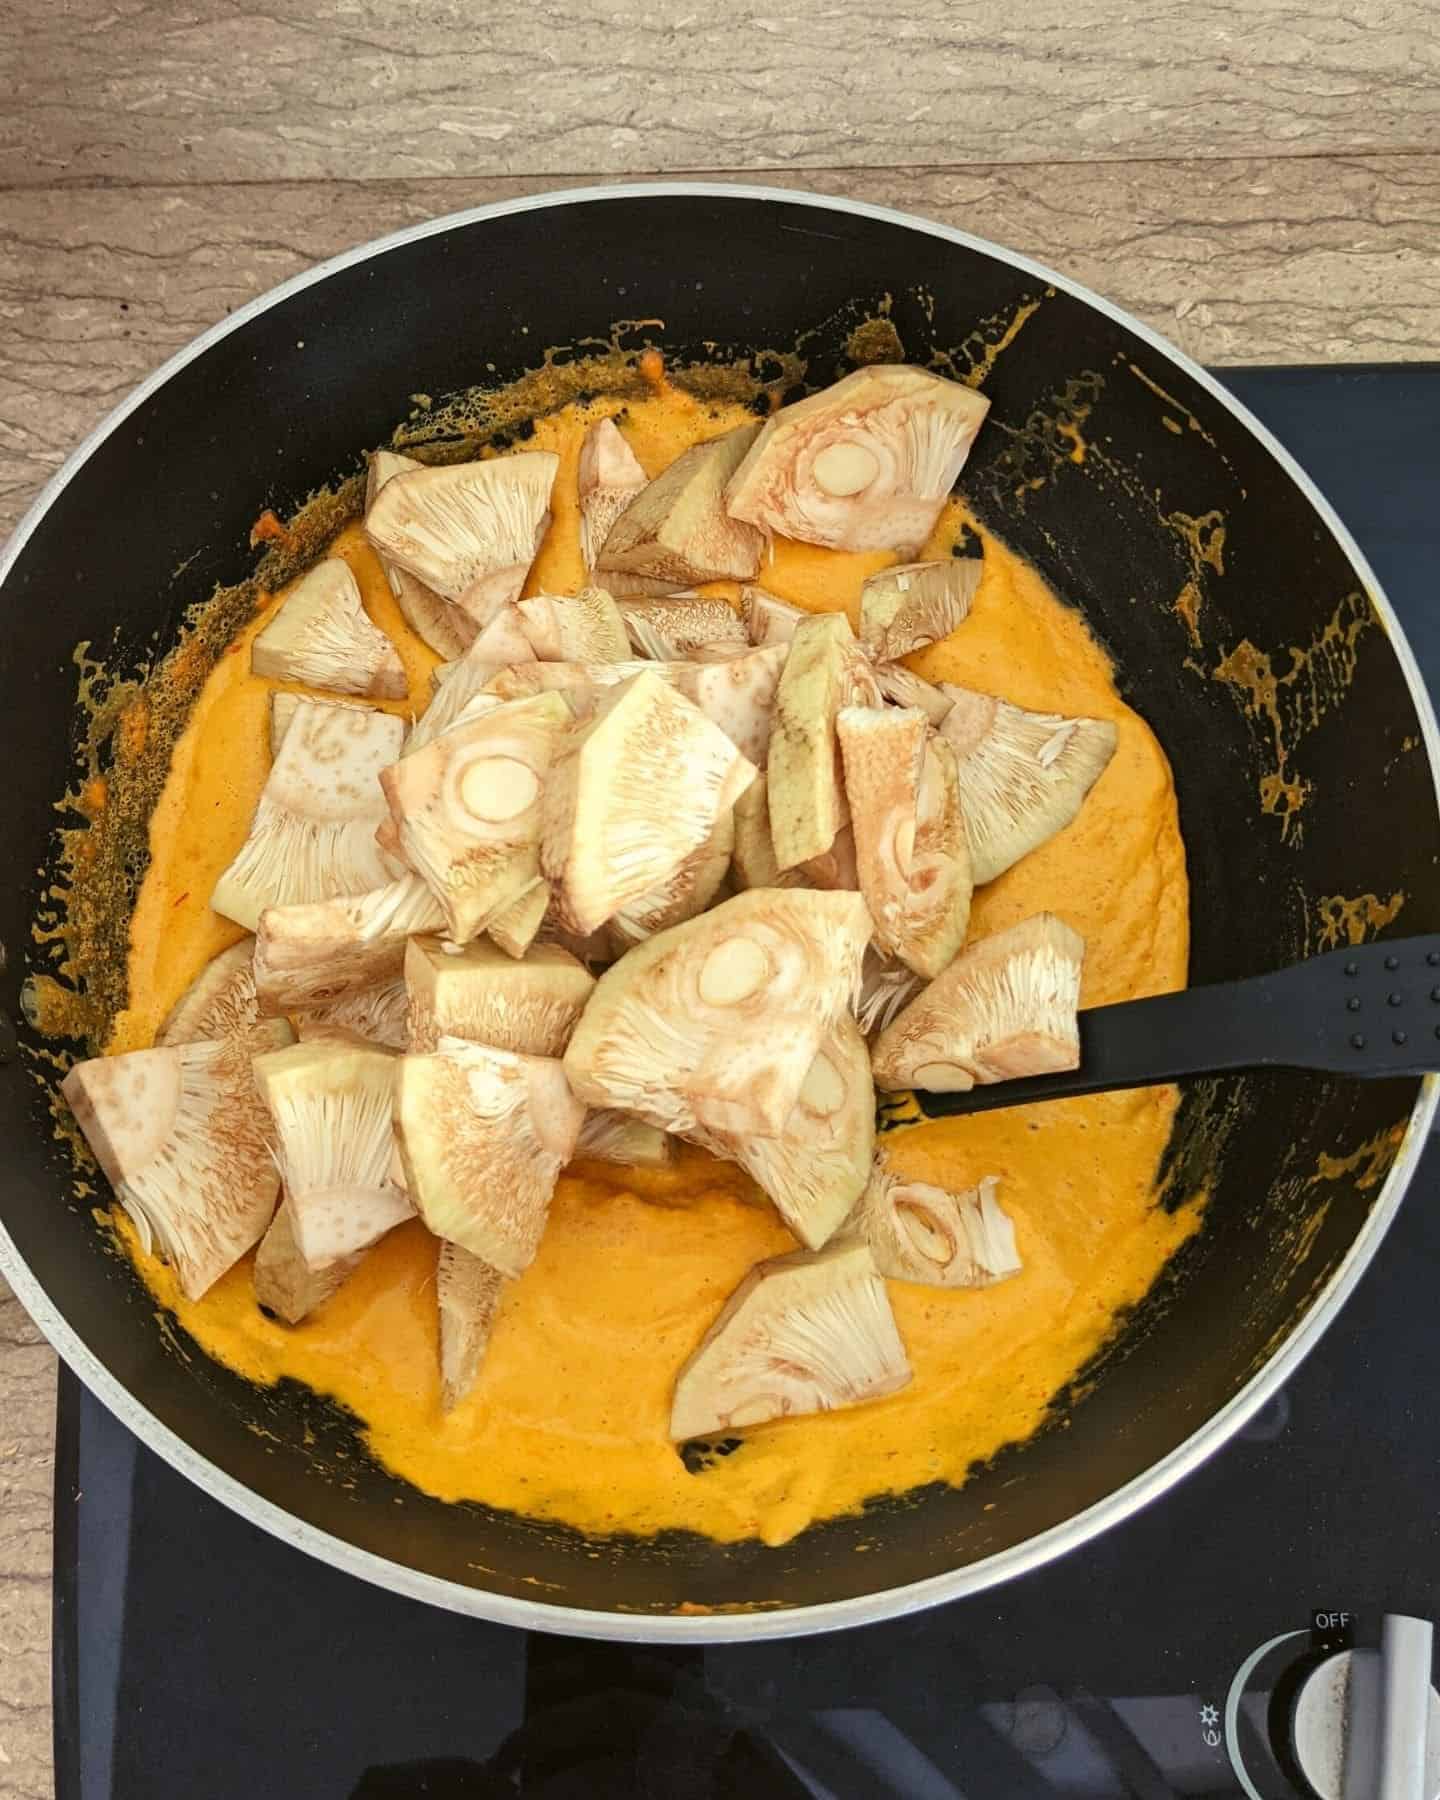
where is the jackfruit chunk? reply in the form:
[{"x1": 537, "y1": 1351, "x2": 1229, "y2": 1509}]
[
  {"x1": 873, "y1": 663, "x2": 954, "y2": 726},
  {"x1": 939, "y1": 687, "x2": 1119, "y2": 884},
  {"x1": 405, "y1": 937, "x2": 595, "y2": 1056},
  {"x1": 269, "y1": 690, "x2": 378, "y2": 759},
  {"x1": 669, "y1": 1240, "x2": 911, "y2": 1440},
  {"x1": 366, "y1": 450, "x2": 478, "y2": 658},
  {"x1": 253, "y1": 874, "x2": 445, "y2": 1015},
  {"x1": 730, "y1": 775, "x2": 801, "y2": 891},
  {"x1": 366, "y1": 449, "x2": 423, "y2": 509},
  {"x1": 838, "y1": 703, "x2": 925, "y2": 953},
  {"x1": 252, "y1": 1039, "x2": 413, "y2": 1270},
  {"x1": 297, "y1": 976, "x2": 409, "y2": 1050},
  {"x1": 517, "y1": 587, "x2": 629, "y2": 663},
  {"x1": 156, "y1": 941, "x2": 267, "y2": 1051},
  {"x1": 403, "y1": 628, "x2": 516, "y2": 757},
  {"x1": 698, "y1": 1014, "x2": 874, "y2": 1251},
  {"x1": 578, "y1": 417, "x2": 648, "y2": 572},
  {"x1": 541, "y1": 669, "x2": 757, "y2": 936},
  {"x1": 598, "y1": 425, "x2": 764, "y2": 586},
  {"x1": 62, "y1": 1030, "x2": 291, "y2": 1300},
  {"x1": 839, "y1": 708, "x2": 972, "y2": 978},
  {"x1": 851, "y1": 1151, "x2": 1019, "y2": 1289},
  {"x1": 487, "y1": 879, "x2": 551, "y2": 959},
  {"x1": 574, "y1": 1110, "x2": 673, "y2": 1166},
  {"x1": 251, "y1": 558, "x2": 407, "y2": 699},
  {"x1": 871, "y1": 913, "x2": 1085, "y2": 1092},
  {"x1": 620, "y1": 595, "x2": 747, "y2": 661},
  {"x1": 767, "y1": 612, "x2": 880, "y2": 871},
  {"x1": 724, "y1": 365, "x2": 990, "y2": 556},
  {"x1": 563, "y1": 888, "x2": 872, "y2": 1142},
  {"x1": 605, "y1": 809, "x2": 735, "y2": 954},
  {"x1": 364, "y1": 452, "x2": 558, "y2": 610},
  {"x1": 254, "y1": 1200, "x2": 364, "y2": 1325},
  {"x1": 467, "y1": 605, "x2": 537, "y2": 670},
  {"x1": 380, "y1": 691, "x2": 570, "y2": 943},
  {"x1": 437, "y1": 1242, "x2": 506, "y2": 1410},
  {"x1": 394, "y1": 1037, "x2": 584, "y2": 1275},
  {"x1": 671, "y1": 644, "x2": 788, "y2": 768},
  {"x1": 742, "y1": 586, "x2": 805, "y2": 647},
  {"x1": 211, "y1": 700, "x2": 404, "y2": 931},
  {"x1": 855, "y1": 949, "x2": 923, "y2": 1037},
  {"x1": 859, "y1": 559, "x2": 980, "y2": 662}
]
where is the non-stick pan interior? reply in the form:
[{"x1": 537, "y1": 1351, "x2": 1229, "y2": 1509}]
[{"x1": 1, "y1": 189, "x2": 1434, "y2": 1628}]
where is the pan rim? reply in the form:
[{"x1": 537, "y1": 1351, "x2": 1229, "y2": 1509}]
[{"x1": 2, "y1": 179, "x2": 1436, "y2": 1644}]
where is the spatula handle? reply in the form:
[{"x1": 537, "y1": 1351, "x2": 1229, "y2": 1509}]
[{"x1": 879, "y1": 932, "x2": 1440, "y2": 1127}]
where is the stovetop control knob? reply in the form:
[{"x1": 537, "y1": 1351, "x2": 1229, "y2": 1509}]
[{"x1": 1290, "y1": 1615, "x2": 1440, "y2": 1799}]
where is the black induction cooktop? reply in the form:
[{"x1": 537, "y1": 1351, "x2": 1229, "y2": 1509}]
[{"x1": 51, "y1": 366, "x2": 1440, "y2": 1800}]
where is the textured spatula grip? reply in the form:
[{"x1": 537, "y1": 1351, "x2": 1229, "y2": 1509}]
[{"x1": 878, "y1": 932, "x2": 1440, "y2": 1127}]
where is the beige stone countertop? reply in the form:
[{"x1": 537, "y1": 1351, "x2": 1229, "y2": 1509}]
[{"x1": 3, "y1": 2, "x2": 1439, "y2": 1789}]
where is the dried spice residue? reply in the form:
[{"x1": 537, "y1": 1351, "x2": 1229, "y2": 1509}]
[
  {"x1": 1314, "y1": 891, "x2": 1406, "y2": 950},
  {"x1": 932, "y1": 295, "x2": 1045, "y2": 394},
  {"x1": 1211, "y1": 588, "x2": 1376, "y2": 840},
  {"x1": 1125, "y1": 362, "x2": 1220, "y2": 453},
  {"x1": 981, "y1": 370, "x2": 1106, "y2": 506},
  {"x1": 1166, "y1": 508, "x2": 1227, "y2": 648},
  {"x1": 1310, "y1": 1120, "x2": 1407, "y2": 1193}
]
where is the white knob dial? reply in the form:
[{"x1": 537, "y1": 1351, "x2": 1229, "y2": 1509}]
[{"x1": 1292, "y1": 1615, "x2": 1440, "y2": 1799}]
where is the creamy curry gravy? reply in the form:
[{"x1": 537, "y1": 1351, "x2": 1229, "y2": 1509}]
[{"x1": 108, "y1": 381, "x2": 1198, "y2": 1547}]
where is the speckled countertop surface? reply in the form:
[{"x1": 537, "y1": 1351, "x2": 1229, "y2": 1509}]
[{"x1": 2, "y1": 4, "x2": 1438, "y2": 1790}]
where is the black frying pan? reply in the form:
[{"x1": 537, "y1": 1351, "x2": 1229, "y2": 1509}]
[{"x1": 1, "y1": 185, "x2": 1435, "y2": 1640}]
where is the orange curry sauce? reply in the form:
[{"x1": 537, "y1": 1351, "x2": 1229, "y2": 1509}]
[{"x1": 108, "y1": 384, "x2": 1198, "y2": 1547}]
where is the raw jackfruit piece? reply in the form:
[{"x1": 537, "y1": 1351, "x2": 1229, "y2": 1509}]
[
  {"x1": 871, "y1": 913, "x2": 1085, "y2": 1092},
  {"x1": 252, "y1": 1038, "x2": 413, "y2": 1270},
  {"x1": 598, "y1": 426, "x2": 764, "y2": 586},
  {"x1": 574, "y1": 1110, "x2": 673, "y2": 1166},
  {"x1": 669, "y1": 1239, "x2": 910, "y2": 1440},
  {"x1": 873, "y1": 663, "x2": 954, "y2": 726},
  {"x1": 253, "y1": 874, "x2": 445, "y2": 1015},
  {"x1": 767, "y1": 612, "x2": 880, "y2": 871},
  {"x1": 364, "y1": 452, "x2": 557, "y2": 616},
  {"x1": 211, "y1": 700, "x2": 403, "y2": 932},
  {"x1": 854, "y1": 949, "x2": 923, "y2": 1038},
  {"x1": 851, "y1": 1152, "x2": 1019, "y2": 1289},
  {"x1": 487, "y1": 879, "x2": 551, "y2": 959},
  {"x1": 437, "y1": 1242, "x2": 507, "y2": 1410},
  {"x1": 563, "y1": 887, "x2": 872, "y2": 1142},
  {"x1": 939, "y1": 687, "x2": 1118, "y2": 884},
  {"x1": 541, "y1": 669, "x2": 756, "y2": 936},
  {"x1": 578, "y1": 417, "x2": 648, "y2": 572},
  {"x1": 366, "y1": 449, "x2": 478, "y2": 658},
  {"x1": 253, "y1": 1200, "x2": 365, "y2": 1325},
  {"x1": 297, "y1": 976, "x2": 409, "y2": 1050},
  {"x1": 696, "y1": 1014, "x2": 874, "y2": 1251},
  {"x1": 394, "y1": 1037, "x2": 584, "y2": 1275},
  {"x1": 251, "y1": 558, "x2": 406, "y2": 699},
  {"x1": 380, "y1": 691, "x2": 570, "y2": 943},
  {"x1": 742, "y1": 586, "x2": 805, "y2": 646},
  {"x1": 518, "y1": 587, "x2": 630, "y2": 663},
  {"x1": 620, "y1": 594, "x2": 747, "y2": 661},
  {"x1": 405, "y1": 936, "x2": 595, "y2": 1056},
  {"x1": 725, "y1": 365, "x2": 990, "y2": 555},
  {"x1": 156, "y1": 942, "x2": 267, "y2": 1052},
  {"x1": 62, "y1": 1029, "x2": 291, "y2": 1300},
  {"x1": 838, "y1": 707, "x2": 971, "y2": 978},
  {"x1": 859, "y1": 559, "x2": 979, "y2": 662}
]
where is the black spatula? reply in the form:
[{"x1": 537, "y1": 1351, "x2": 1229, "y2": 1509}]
[{"x1": 877, "y1": 932, "x2": 1440, "y2": 1131}]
